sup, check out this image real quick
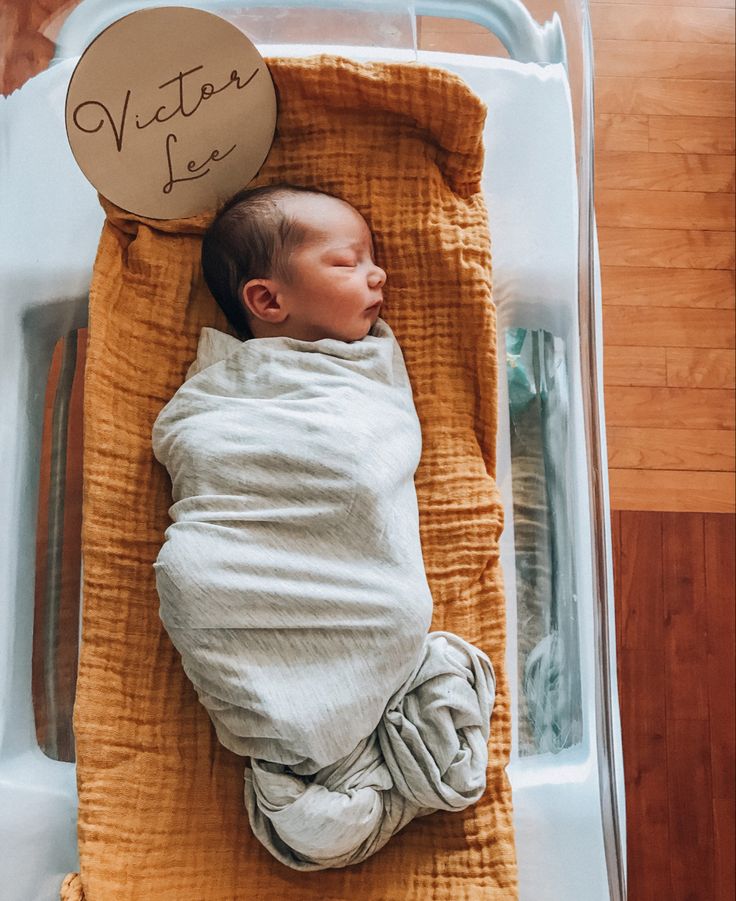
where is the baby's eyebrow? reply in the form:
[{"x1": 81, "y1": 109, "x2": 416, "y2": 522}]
[
  {"x1": 336, "y1": 235, "x2": 376, "y2": 252},
  {"x1": 321, "y1": 240, "x2": 371, "y2": 257}
]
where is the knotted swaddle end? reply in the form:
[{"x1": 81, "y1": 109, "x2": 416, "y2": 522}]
[{"x1": 244, "y1": 631, "x2": 496, "y2": 871}]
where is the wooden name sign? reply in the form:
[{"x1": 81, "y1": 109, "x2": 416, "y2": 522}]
[{"x1": 65, "y1": 6, "x2": 277, "y2": 219}]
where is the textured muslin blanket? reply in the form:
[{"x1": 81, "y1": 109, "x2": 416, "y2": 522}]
[
  {"x1": 62, "y1": 55, "x2": 517, "y2": 900},
  {"x1": 151, "y1": 318, "x2": 496, "y2": 868}
]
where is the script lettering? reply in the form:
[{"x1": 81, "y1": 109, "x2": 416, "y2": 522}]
[
  {"x1": 135, "y1": 65, "x2": 259, "y2": 131},
  {"x1": 163, "y1": 133, "x2": 236, "y2": 194},
  {"x1": 73, "y1": 91, "x2": 131, "y2": 153},
  {"x1": 71, "y1": 64, "x2": 260, "y2": 194}
]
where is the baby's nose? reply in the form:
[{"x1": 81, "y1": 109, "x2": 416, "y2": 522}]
[{"x1": 368, "y1": 265, "x2": 387, "y2": 288}]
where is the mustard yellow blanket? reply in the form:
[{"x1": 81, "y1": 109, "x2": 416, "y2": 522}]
[{"x1": 62, "y1": 55, "x2": 517, "y2": 900}]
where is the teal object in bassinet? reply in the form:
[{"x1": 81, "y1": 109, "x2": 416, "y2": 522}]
[{"x1": 505, "y1": 326, "x2": 583, "y2": 756}]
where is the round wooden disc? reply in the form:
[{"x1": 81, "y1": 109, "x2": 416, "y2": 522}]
[{"x1": 65, "y1": 6, "x2": 277, "y2": 219}]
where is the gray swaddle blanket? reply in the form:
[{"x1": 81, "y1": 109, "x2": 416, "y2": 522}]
[{"x1": 151, "y1": 317, "x2": 496, "y2": 870}]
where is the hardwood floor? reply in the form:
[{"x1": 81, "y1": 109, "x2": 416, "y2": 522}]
[
  {"x1": 593, "y1": 0, "x2": 735, "y2": 514},
  {"x1": 2, "y1": 4, "x2": 734, "y2": 900},
  {"x1": 612, "y1": 510, "x2": 735, "y2": 900}
]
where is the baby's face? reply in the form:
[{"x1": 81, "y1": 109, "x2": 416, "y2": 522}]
[{"x1": 248, "y1": 194, "x2": 386, "y2": 343}]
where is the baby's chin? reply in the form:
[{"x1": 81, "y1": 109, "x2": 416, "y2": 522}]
[
  {"x1": 276, "y1": 315, "x2": 378, "y2": 344},
  {"x1": 318, "y1": 321, "x2": 378, "y2": 344}
]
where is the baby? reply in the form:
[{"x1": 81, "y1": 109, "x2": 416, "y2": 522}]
[
  {"x1": 153, "y1": 183, "x2": 495, "y2": 870},
  {"x1": 201, "y1": 184, "x2": 387, "y2": 344}
]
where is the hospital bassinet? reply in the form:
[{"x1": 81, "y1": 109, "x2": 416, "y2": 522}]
[{"x1": 0, "y1": 1, "x2": 626, "y2": 898}]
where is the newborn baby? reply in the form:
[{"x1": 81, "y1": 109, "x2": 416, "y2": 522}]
[
  {"x1": 201, "y1": 183, "x2": 386, "y2": 343},
  {"x1": 152, "y1": 183, "x2": 496, "y2": 872}
]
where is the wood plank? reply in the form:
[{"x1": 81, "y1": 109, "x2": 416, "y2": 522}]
[
  {"x1": 603, "y1": 306, "x2": 736, "y2": 348},
  {"x1": 597, "y1": 188, "x2": 735, "y2": 231},
  {"x1": 666, "y1": 718, "x2": 716, "y2": 897},
  {"x1": 604, "y1": 345, "x2": 667, "y2": 386},
  {"x1": 596, "y1": 75, "x2": 735, "y2": 117},
  {"x1": 600, "y1": 266, "x2": 735, "y2": 308},
  {"x1": 418, "y1": 16, "x2": 518, "y2": 58},
  {"x1": 662, "y1": 512, "x2": 708, "y2": 709},
  {"x1": 596, "y1": 114, "x2": 650, "y2": 152},
  {"x1": 598, "y1": 226, "x2": 735, "y2": 269},
  {"x1": 713, "y1": 796, "x2": 736, "y2": 901},
  {"x1": 590, "y1": 4, "x2": 735, "y2": 43},
  {"x1": 595, "y1": 39, "x2": 735, "y2": 81},
  {"x1": 618, "y1": 511, "x2": 664, "y2": 648},
  {"x1": 619, "y1": 661, "x2": 673, "y2": 899},
  {"x1": 666, "y1": 347, "x2": 736, "y2": 388},
  {"x1": 596, "y1": 150, "x2": 735, "y2": 192},
  {"x1": 703, "y1": 513, "x2": 736, "y2": 800},
  {"x1": 607, "y1": 425, "x2": 735, "y2": 470},
  {"x1": 605, "y1": 386, "x2": 735, "y2": 429},
  {"x1": 419, "y1": 16, "x2": 494, "y2": 33},
  {"x1": 648, "y1": 115, "x2": 735, "y2": 155},
  {"x1": 591, "y1": 0, "x2": 734, "y2": 10},
  {"x1": 609, "y1": 468, "x2": 736, "y2": 511},
  {"x1": 616, "y1": 511, "x2": 670, "y2": 897},
  {"x1": 661, "y1": 514, "x2": 715, "y2": 901}
]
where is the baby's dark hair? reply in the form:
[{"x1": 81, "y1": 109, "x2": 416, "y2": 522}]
[{"x1": 201, "y1": 183, "x2": 331, "y2": 339}]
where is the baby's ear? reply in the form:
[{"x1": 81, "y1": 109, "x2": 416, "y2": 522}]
[{"x1": 242, "y1": 279, "x2": 284, "y2": 321}]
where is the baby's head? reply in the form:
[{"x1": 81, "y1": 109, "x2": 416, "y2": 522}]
[{"x1": 201, "y1": 184, "x2": 386, "y2": 343}]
